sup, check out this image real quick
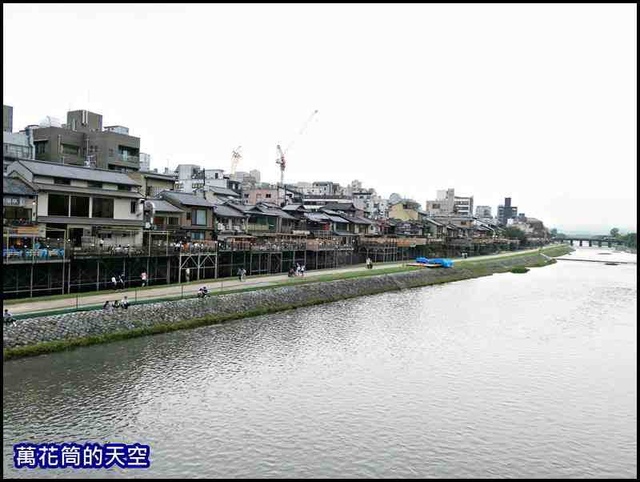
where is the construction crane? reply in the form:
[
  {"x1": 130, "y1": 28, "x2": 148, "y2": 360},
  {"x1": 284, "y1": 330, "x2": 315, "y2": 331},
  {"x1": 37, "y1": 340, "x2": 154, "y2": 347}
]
[
  {"x1": 275, "y1": 109, "x2": 318, "y2": 206},
  {"x1": 230, "y1": 145, "x2": 242, "y2": 177}
]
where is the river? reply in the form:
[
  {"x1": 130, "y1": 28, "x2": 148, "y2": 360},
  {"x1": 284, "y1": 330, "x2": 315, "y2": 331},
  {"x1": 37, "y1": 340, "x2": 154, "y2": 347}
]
[{"x1": 3, "y1": 246, "x2": 636, "y2": 478}]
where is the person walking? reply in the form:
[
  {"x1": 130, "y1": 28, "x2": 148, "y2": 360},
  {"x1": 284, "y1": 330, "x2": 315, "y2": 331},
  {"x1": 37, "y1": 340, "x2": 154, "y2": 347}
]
[
  {"x1": 111, "y1": 275, "x2": 118, "y2": 290},
  {"x1": 301, "y1": 264, "x2": 305, "y2": 277},
  {"x1": 241, "y1": 268, "x2": 247, "y2": 281},
  {"x1": 141, "y1": 271, "x2": 147, "y2": 288},
  {"x1": 237, "y1": 267, "x2": 243, "y2": 282},
  {"x1": 118, "y1": 274, "x2": 125, "y2": 290},
  {"x1": 185, "y1": 268, "x2": 191, "y2": 283}
]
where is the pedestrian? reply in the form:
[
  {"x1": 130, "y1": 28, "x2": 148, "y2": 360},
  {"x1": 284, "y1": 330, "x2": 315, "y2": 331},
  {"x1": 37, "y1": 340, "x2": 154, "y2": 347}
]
[
  {"x1": 118, "y1": 274, "x2": 125, "y2": 290},
  {"x1": 141, "y1": 271, "x2": 147, "y2": 288},
  {"x1": 237, "y1": 267, "x2": 243, "y2": 281},
  {"x1": 111, "y1": 275, "x2": 117, "y2": 290},
  {"x1": 4, "y1": 308, "x2": 16, "y2": 326},
  {"x1": 185, "y1": 268, "x2": 191, "y2": 283},
  {"x1": 301, "y1": 264, "x2": 305, "y2": 277},
  {"x1": 99, "y1": 238, "x2": 104, "y2": 251},
  {"x1": 366, "y1": 257, "x2": 373, "y2": 269},
  {"x1": 241, "y1": 268, "x2": 247, "y2": 281}
]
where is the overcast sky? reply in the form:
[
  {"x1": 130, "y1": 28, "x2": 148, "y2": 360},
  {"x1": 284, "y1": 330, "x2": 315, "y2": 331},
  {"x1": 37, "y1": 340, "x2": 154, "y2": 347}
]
[{"x1": 3, "y1": 3, "x2": 637, "y2": 233}]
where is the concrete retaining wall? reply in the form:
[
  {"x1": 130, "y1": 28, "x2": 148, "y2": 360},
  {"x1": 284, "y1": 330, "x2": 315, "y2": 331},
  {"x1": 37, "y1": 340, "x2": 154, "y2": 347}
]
[{"x1": 3, "y1": 252, "x2": 552, "y2": 354}]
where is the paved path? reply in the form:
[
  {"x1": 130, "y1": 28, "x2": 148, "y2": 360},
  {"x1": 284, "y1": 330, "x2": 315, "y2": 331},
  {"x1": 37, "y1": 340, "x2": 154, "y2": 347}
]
[{"x1": 5, "y1": 248, "x2": 544, "y2": 316}]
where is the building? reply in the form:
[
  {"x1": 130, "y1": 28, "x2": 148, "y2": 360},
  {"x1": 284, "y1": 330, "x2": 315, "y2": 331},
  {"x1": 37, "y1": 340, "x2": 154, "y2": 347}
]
[
  {"x1": 175, "y1": 164, "x2": 242, "y2": 195},
  {"x1": 128, "y1": 170, "x2": 177, "y2": 198},
  {"x1": 158, "y1": 191, "x2": 217, "y2": 241},
  {"x1": 6, "y1": 159, "x2": 145, "y2": 247},
  {"x1": 3, "y1": 105, "x2": 13, "y2": 133},
  {"x1": 249, "y1": 169, "x2": 261, "y2": 183},
  {"x1": 140, "y1": 152, "x2": 151, "y2": 172},
  {"x1": 497, "y1": 197, "x2": 518, "y2": 226},
  {"x1": 475, "y1": 205, "x2": 492, "y2": 219},
  {"x1": 388, "y1": 199, "x2": 422, "y2": 221},
  {"x1": 425, "y1": 188, "x2": 474, "y2": 216},
  {"x1": 4, "y1": 127, "x2": 35, "y2": 166},
  {"x1": 30, "y1": 110, "x2": 141, "y2": 171},
  {"x1": 3, "y1": 175, "x2": 38, "y2": 234},
  {"x1": 3, "y1": 106, "x2": 35, "y2": 171}
]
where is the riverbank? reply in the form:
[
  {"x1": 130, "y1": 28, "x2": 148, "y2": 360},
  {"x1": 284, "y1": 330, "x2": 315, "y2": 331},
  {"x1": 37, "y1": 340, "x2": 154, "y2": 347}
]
[{"x1": 3, "y1": 245, "x2": 572, "y2": 360}]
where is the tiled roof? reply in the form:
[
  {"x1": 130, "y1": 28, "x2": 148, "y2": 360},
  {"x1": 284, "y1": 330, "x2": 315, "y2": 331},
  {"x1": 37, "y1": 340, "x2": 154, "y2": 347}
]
[
  {"x1": 149, "y1": 199, "x2": 185, "y2": 213},
  {"x1": 14, "y1": 159, "x2": 141, "y2": 186},
  {"x1": 213, "y1": 204, "x2": 246, "y2": 218},
  {"x1": 3, "y1": 176, "x2": 36, "y2": 196},
  {"x1": 161, "y1": 191, "x2": 217, "y2": 208}
]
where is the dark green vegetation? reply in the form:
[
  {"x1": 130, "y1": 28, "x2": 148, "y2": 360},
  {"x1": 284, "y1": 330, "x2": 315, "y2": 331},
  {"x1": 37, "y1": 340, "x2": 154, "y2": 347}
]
[{"x1": 510, "y1": 266, "x2": 530, "y2": 274}]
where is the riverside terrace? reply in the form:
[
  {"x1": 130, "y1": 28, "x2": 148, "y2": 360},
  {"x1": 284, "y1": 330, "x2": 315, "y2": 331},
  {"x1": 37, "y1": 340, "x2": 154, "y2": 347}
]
[{"x1": 3, "y1": 229, "x2": 529, "y2": 300}]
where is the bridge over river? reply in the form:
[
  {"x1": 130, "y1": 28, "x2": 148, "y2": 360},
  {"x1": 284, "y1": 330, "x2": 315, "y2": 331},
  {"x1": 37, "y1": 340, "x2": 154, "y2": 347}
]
[{"x1": 558, "y1": 236, "x2": 625, "y2": 248}]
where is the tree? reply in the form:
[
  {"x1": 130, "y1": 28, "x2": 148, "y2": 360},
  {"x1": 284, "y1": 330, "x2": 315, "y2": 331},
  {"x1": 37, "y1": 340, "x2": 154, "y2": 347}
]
[
  {"x1": 550, "y1": 228, "x2": 558, "y2": 238},
  {"x1": 610, "y1": 227, "x2": 620, "y2": 238},
  {"x1": 503, "y1": 225, "x2": 528, "y2": 244}
]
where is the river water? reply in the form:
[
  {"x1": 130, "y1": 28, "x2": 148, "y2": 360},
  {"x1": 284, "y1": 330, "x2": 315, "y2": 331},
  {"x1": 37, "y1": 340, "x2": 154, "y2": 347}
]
[{"x1": 3, "y1": 247, "x2": 637, "y2": 478}]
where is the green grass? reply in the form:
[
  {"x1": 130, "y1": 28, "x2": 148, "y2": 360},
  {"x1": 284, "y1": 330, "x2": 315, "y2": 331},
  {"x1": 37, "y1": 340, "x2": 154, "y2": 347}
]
[
  {"x1": 3, "y1": 252, "x2": 564, "y2": 361},
  {"x1": 4, "y1": 245, "x2": 570, "y2": 312},
  {"x1": 10, "y1": 265, "x2": 421, "y2": 319},
  {"x1": 510, "y1": 266, "x2": 530, "y2": 274},
  {"x1": 4, "y1": 260, "x2": 406, "y2": 305}
]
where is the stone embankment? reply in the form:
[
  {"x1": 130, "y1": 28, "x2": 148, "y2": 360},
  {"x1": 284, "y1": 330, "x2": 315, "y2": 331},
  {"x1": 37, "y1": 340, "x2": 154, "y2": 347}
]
[{"x1": 3, "y1": 250, "x2": 564, "y2": 360}]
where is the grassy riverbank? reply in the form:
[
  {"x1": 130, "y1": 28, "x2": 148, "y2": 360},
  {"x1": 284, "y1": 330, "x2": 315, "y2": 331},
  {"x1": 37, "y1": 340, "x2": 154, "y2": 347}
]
[{"x1": 3, "y1": 245, "x2": 572, "y2": 361}]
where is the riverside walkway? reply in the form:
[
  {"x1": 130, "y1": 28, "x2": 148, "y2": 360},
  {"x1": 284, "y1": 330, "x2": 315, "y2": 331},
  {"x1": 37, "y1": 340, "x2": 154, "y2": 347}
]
[{"x1": 5, "y1": 248, "x2": 545, "y2": 316}]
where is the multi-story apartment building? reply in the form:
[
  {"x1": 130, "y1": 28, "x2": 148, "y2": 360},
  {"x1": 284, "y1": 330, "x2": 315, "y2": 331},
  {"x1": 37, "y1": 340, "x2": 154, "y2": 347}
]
[
  {"x1": 475, "y1": 205, "x2": 492, "y2": 219},
  {"x1": 30, "y1": 110, "x2": 141, "y2": 172},
  {"x1": 497, "y1": 197, "x2": 518, "y2": 226},
  {"x1": 425, "y1": 188, "x2": 473, "y2": 216},
  {"x1": 7, "y1": 159, "x2": 145, "y2": 246}
]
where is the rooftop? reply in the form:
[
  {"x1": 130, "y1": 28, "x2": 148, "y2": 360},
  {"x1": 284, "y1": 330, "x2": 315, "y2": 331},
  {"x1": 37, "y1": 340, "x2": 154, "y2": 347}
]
[{"x1": 11, "y1": 159, "x2": 141, "y2": 186}]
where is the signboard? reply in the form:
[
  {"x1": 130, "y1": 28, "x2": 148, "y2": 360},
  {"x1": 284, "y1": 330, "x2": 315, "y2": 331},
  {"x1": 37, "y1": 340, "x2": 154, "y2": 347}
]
[{"x1": 3, "y1": 196, "x2": 28, "y2": 207}]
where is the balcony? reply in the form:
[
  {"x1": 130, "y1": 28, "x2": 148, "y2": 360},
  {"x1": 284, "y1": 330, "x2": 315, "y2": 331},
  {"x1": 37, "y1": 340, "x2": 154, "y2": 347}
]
[{"x1": 247, "y1": 223, "x2": 276, "y2": 233}]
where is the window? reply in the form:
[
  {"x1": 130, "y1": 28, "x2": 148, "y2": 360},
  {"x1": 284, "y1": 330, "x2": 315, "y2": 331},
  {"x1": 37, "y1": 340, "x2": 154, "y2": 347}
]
[
  {"x1": 49, "y1": 194, "x2": 69, "y2": 216},
  {"x1": 130, "y1": 201, "x2": 137, "y2": 214},
  {"x1": 192, "y1": 209, "x2": 207, "y2": 226},
  {"x1": 34, "y1": 141, "x2": 47, "y2": 156},
  {"x1": 191, "y1": 232, "x2": 205, "y2": 240},
  {"x1": 168, "y1": 217, "x2": 179, "y2": 225},
  {"x1": 118, "y1": 185, "x2": 131, "y2": 191},
  {"x1": 92, "y1": 197, "x2": 114, "y2": 218},
  {"x1": 70, "y1": 196, "x2": 90, "y2": 217},
  {"x1": 54, "y1": 178, "x2": 71, "y2": 185},
  {"x1": 266, "y1": 193, "x2": 272, "y2": 198},
  {"x1": 88, "y1": 181, "x2": 103, "y2": 188},
  {"x1": 61, "y1": 144, "x2": 80, "y2": 156},
  {"x1": 186, "y1": 212, "x2": 191, "y2": 221}
]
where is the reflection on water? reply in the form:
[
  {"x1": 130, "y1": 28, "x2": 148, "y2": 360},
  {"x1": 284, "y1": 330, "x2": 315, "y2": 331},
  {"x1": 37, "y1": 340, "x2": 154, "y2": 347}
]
[{"x1": 3, "y1": 247, "x2": 636, "y2": 478}]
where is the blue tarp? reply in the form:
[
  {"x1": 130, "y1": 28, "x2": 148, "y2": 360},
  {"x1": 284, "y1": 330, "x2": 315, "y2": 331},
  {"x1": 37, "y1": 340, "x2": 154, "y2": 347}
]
[{"x1": 415, "y1": 257, "x2": 454, "y2": 268}]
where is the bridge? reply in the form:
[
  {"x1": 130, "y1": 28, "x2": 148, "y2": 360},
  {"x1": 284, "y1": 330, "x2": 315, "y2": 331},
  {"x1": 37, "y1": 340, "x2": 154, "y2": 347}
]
[{"x1": 557, "y1": 236, "x2": 625, "y2": 248}]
